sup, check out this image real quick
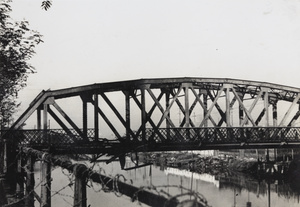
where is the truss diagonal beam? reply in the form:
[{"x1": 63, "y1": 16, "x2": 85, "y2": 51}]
[
  {"x1": 170, "y1": 90, "x2": 195, "y2": 128},
  {"x1": 157, "y1": 86, "x2": 183, "y2": 128},
  {"x1": 288, "y1": 109, "x2": 300, "y2": 127},
  {"x1": 199, "y1": 86, "x2": 224, "y2": 127},
  {"x1": 207, "y1": 90, "x2": 226, "y2": 126},
  {"x1": 279, "y1": 94, "x2": 300, "y2": 126},
  {"x1": 232, "y1": 88, "x2": 256, "y2": 126},
  {"x1": 146, "y1": 89, "x2": 176, "y2": 128},
  {"x1": 100, "y1": 92, "x2": 137, "y2": 139},
  {"x1": 240, "y1": 90, "x2": 263, "y2": 126},
  {"x1": 52, "y1": 101, "x2": 84, "y2": 138},
  {"x1": 90, "y1": 99, "x2": 122, "y2": 140},
  {"x1": 131, "y1": 94, "x2": 166, "y2": 142},
  {"x1": 190, "y1": 87, "x2": 217, "y2": 127},
  {"x1": 255, "y1": 108, "x2": 266, "y2": 126},
  {"x1": 48, "y1": 108, "x2": 73, "y2": 137}
]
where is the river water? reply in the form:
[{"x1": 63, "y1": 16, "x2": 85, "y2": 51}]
[{"x1": 34, "y1": 157, "x2": 300, "y2": 207}]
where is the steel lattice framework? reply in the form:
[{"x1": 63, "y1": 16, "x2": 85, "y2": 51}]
[{"x1": 5, "y1": 77, "x2": 300, "y2": 153}]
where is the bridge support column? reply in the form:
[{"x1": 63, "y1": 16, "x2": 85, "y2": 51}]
[
  {"x1": 73, "y1": 164, "x2": 87, "y2": 207},
  {"x1": 41, "y1": 155, "x2": 51, "y2": 207},
  {"x1": 25, "y1": 155, "x2": 35, "y2": 207}
]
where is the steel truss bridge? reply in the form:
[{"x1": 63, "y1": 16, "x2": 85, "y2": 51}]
[
  {"x1": 2, "y1": 77, "x2": 300, "y2": 155},
  {"x1": 2, "y1": 77, "x2": 300, "y2": 207}
]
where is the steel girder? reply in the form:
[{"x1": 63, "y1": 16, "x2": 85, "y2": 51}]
[{"x1": 9, "y1": 77, "x2": 300, "y2": 146}]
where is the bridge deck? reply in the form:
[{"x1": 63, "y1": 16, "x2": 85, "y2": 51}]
[{"x1": 1, "y1": 127, "x2": 300, "y2": 154}]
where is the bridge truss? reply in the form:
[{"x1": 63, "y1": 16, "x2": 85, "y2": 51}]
[
  {"x1": 2, "y1": 77, "x2": 300, "y2": 207},
  {"x1": 5, "y1": 77, "x2": 300, "y2": 154}
]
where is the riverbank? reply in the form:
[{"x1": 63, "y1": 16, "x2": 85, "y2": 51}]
[{"x1": 139, "y1": 151, "x2": 292, "y2": 180}]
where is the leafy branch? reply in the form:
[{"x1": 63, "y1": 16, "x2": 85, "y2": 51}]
[{"x1": 41, "y1": 0, "x2": 52, "y2": 11}]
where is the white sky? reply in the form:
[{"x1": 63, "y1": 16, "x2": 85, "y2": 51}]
[{"x1": 9, "y1": 0, "x2": 300, "y2": 117}]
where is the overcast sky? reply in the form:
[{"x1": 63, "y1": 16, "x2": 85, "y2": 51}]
[{"x1": 9, "y1": 0, "x2": 300, "y2": 117}]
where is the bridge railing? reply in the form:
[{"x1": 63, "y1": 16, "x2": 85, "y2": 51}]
[
  {"x1": 1, "y1": 127, "x2": 300, "y2": 148},
  {"x1": 145, "y1": 127, "x2": 300, "y2": 144},
  {"x1": 0, "y1": 129, "x2": 95, "y2": 146}
]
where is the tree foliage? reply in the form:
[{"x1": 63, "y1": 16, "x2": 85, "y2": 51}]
[
  {"x1": 0, "y1": 0, "x2": 43, "y2": 128},
  {"x1": 41, "y1": 0, "x2": 52, "y2": 11}
]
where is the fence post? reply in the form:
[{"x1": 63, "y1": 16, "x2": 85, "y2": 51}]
[
  {"x1": 6, "y1": 138, "x2": 18, "y2": 194},
  {"x1": 25, "y1": 155, "x2": 35, "y2": 207},
  {"x1": 73, "y1": 164, "x2": 87, "y2": 207},
  {"x1": 16, "y1": 152, "x2": 24, "y2": 198},
  {"x1": 41, "y1": 154, "x2": 51, "y2": 207}
]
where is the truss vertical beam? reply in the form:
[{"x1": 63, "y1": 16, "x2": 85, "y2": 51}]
[
  {"x1": 272, "y1": 102, "x2": 278, "y2": 126},
  {"x1": 224, "y1": 85, "x2": 231, "y2": 127},
  {"x1": 43, "y1": 103, "x2": 49, "y2": 145},
  {"x1": 203, "y1": 90, "x2": 208, "y2": 127},
  {"x1": 94, "y1": 94, "x2": 99, "y2": 140},
  {"x1": 165, "y1": 90, "x2": 170, "y2": 129},
  {"x1": 37, "y1": 108, "x2": 41, "y2": 130},
  {"x1": 141, "y1": 88, "x2": 146, "y2": 142},
  {"x1": 125, "y1": 91, "x2": 131, "y2": 140},
  {"x1": 263, "y1": 89, "x2": 269, "y2": 127},
  {"x1": 43, "y1": 103, "x2": 48, "y2": 131},
  {"x1": 238, "y1": 92, "x2": 244, "y2": 126},
  {"x1": 82, "y1": 99, "x2": 88, "y2": 139},
  {"x1": 81, "y1": 94, "x2": 93, "y2": 139},
  {"x1": 184, "y1": 84, "x2": 190, "y2": 127}
]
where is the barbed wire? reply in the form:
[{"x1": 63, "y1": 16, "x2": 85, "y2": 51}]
[{"x1": 2, "y1": 147, "x2": 212, "y2": 207}]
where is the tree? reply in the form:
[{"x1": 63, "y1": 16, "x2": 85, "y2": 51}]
[{"x1": 0, "y1": 0, "x2": 43, "y2": 129}]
